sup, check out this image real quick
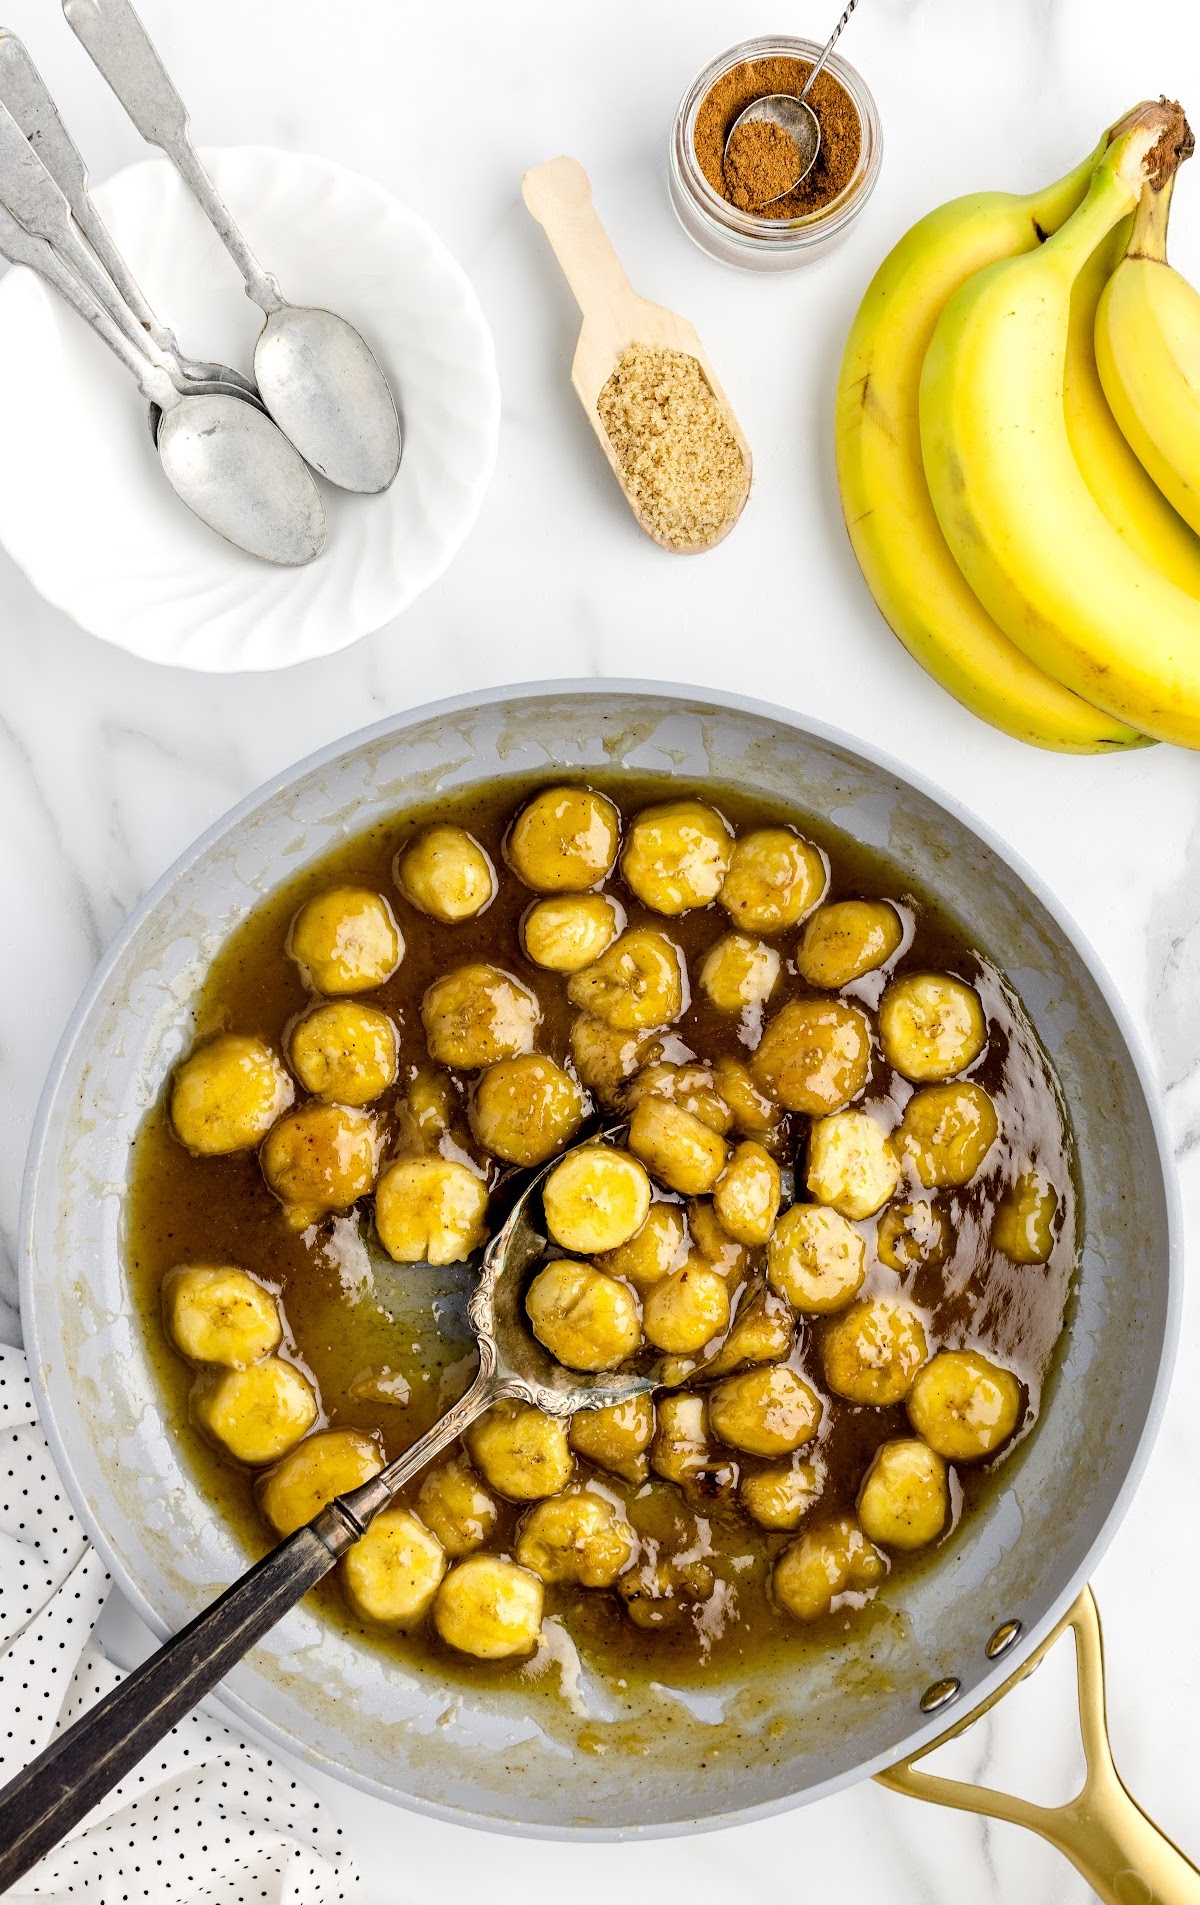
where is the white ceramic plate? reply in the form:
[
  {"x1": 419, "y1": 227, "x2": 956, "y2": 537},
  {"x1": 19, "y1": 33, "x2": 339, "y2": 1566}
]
[{"x1": 0, "y1": 147, "x2": 499, "y2": 670}]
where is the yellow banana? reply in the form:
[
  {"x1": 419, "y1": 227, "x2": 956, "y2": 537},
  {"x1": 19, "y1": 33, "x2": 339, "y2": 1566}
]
[
  {"x1": 920, "y1": 103, "x2": 1200, "y2": 749},
  {"x1": 836, "y1": 132, "x2": 1147, "y2": 753},
  {"x1": 1096, "y1": 167, "x2": 1200, "y2": 535},
  {"x1": 1066, "y1": 210, "x2": 1200, "y2": 591}
]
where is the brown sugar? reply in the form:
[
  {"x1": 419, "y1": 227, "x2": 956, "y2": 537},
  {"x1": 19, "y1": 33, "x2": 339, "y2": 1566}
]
[
  {"x1": 722, "y1": 118, "x2": 803, "y2": 212},
  {"x1": 595, "y1": 345, "x2": 749, "y2": 551},
  {"x1": 694, "y1": 55, "x2": 862, "y2": 220}
]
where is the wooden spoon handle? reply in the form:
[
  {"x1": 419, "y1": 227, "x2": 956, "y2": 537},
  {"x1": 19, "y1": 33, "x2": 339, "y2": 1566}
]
[{"x1": 522, "y1": 156, "x2": 637, "y2": 329}]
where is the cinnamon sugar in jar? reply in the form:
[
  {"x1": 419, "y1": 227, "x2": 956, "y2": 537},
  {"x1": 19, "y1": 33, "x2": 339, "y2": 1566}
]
[{"x1": 669, "y1": 36, "x2": 882, "y2": 272}]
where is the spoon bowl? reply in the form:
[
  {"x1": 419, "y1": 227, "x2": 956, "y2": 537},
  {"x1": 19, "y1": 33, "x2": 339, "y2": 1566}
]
[
  {"x1": 725, "y1": 93, "x2": 821, "y2": 203},
  {"x1": 254, "y1": 304, "x2": 401, "y2": 494},
  {"x1": 155, "y1": 391, "x2": 327, "y2": 565}
]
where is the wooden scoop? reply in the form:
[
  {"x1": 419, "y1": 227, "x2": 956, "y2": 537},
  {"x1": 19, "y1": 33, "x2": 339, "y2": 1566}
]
[{"x1": 522, "y1": 155, "x2": 752, "y2": 552}]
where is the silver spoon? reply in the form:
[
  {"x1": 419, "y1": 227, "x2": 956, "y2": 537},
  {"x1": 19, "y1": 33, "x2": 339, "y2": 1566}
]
[
  {"x1": 0, "y1": 1132, "x2": 652, "y2": 1889},
  {"x1": 0, "y1": 204, "x2": 326, "y2": 564},
  {"x1": 723, "y1": 0, "x2": 862, "y2": 208},
  {"x1": 63, "y1": 0, "x2": 403, "y2": 494},
  {"x1": 0, "y1": 30, "x2": 256, "y2": 398}
]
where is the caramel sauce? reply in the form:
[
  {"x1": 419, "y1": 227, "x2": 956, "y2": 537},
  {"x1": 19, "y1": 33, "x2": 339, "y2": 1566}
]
[{"x1": 126, "y1": 774, "x2": 1077, "y2": 1697}]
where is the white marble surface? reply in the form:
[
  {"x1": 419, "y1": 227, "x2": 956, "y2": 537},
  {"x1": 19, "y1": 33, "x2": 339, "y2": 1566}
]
[{"x1": 1, "y1": 0, "x2": 1198, "y2": 1896}]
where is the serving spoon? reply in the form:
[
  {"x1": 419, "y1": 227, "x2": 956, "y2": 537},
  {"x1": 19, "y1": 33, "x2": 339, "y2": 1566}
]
[
  {"x1": 723, "y1": 0, "x2": 861, "y2": 208},
  {"x1": 62, "y1": 0, "x2": 402, "y2": 494},
  {"x1": 0, "y1": 30, "x2": 256, "y2": 398},
  {"x1": 0, "y1": 1132, "x2": 653, "y2": 1890},
  {"x1": 0, "y1": 203, "x2": 325, "y2": 564}
]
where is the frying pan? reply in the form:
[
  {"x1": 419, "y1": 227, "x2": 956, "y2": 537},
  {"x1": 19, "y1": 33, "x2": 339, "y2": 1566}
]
[{"x1": 17, "y1": 684, "x2": 1195, "y2": 1899}]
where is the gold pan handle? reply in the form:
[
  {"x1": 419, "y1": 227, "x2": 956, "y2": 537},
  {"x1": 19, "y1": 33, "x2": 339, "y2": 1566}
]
[{"x1": 876, "y1": 1589, "x2": 1200, "y2": 1904}]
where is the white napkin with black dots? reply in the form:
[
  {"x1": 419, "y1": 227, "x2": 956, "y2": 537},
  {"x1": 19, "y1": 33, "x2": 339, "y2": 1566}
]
[{"x1": 0, "y1": 1342, "x2": 355, "y2": 1902}]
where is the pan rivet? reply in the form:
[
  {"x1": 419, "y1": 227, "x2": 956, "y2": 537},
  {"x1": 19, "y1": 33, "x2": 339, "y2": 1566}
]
[
  {"x1": 920, "y1": 1677, "x2": 961, "y2": 1714},
  {"x1": 985, "y1": 1620, "x2": 1022, "y2": 1659}
]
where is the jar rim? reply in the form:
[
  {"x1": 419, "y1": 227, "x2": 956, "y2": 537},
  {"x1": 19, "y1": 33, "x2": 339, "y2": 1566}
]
[{"x1": 671, "y1": 35, "x2": 882, "y2": 248}]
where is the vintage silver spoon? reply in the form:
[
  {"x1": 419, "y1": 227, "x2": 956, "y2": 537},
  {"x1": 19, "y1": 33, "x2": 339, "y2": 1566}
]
[
  {"x1": 723, "y1": 0, "x2": 862, "y2": 207},
  {"x1": 0, "y1": 30, "x2": 256, "y2": 398},
  {"x1": 63, "y1": 0, "x2": 402, "y2": 494},
  {"x1": 0, "y1": 1132, "x2": 651, "y2": 1890},
  {"x1": 0, "y1": 204, "x2": 326, "y2": 564}
]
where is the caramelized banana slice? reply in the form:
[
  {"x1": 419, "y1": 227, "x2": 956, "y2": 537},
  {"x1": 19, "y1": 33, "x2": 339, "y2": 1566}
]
[
  {"x1": 569, "y1": 1395, "x2": 655, "y2": 1484},
  {"x1": 796, "y1": 900, "x2": 903, "y2": 988},
  {"x1": 714, "y1": 1141, "x2": 782, "y2": 1244},
  {"x1": 526, "y1": 1260, "x2": 643, "y2": 1372},
  {"x1": 805, "y1": 1111, "x2": 900, "y2": 1220},
  {"x1": 521, "y1": 894, "x2": 623, "y2": 972},
  {"x1": 260, "y1": 1427, "x2": 383, "y2": 1536},
  {"x1": 708, "y1": 1366, "x2": 821, "y2": 1457},
  {"x1": 434, "y1": 1554, "x2": 544, "y2": 1658},
  {"x1": 622, "y1": 800, "x2": 732, "y2": 915},
  {"x1": 342, "y1": 1508, "x2": 446, "y2": 1627},
  {"x1": 567, "y1": 929, "x2": 684, "y2": 1031},
  {"x1": 624, "y1": 1062, "x2": 732, "y2": 1135},
  {"x1": 288, "y1": 1001, "x2": 398, "y2": 1106},
  {"x1": 260, "y1": 1103, "x2": 381, "y2": 1224},
  {"x1": 507, "y1": 786, "x2": 620, "y2": 892},
  {"x1": 651, "y1": 1393, "x2": 714, "y2": 1486},
  {"x1": 740, "y1": 1459, "x2": 822, "y2": 1531},
  {"x1": 773, "y1": 1515, "x2": 886, "y2": 1621},
  {"x1": 907, "y1": 1349, "x2": 1021, "y2": 1459},
  {"x1": 596, "y1": 1205, "x2": 686, "y2": 1291},
  {"x1": 542, "y1": 1146, "x2": 652, "y2": 1254},
  {"x1": 288, "y1": 886, "x2": 402, "y2": 994},
  {"x1": 642, "y1": 1259, "x2": 730, "y2": 1353},
  {"x1": 712, "y1": 1055, "x2": 781, "y2": 1142},
  {"x1": 628, "y1": 1098, "x2": 728, "y2": 1197},
  {"x1": 394, "y1": 825, "x2": 497, "y2": 923},
  {"x1": 190, "y1": 1356, "x2": 317, "y2": 1466},
  {"x1": 719, "y1": 828, "x2": 827, "y2": 933},
  {"x1": 857, "y1": 1439, "x2": 949, "y2": 1550},
  {"x1": 898, "y1": 1083, "x2": 998, "y2": 1189},
  {"x1": 880, "y1": 974, "x2": 986, "y2": 1082},
  {"x1": 768, "y1": 1204, "x2": 866, "y2": 1314},
  {"x1": 516, "y1": 1492, "x2": 635, "y2": 1587},
  {"x1": 422, "y1": 963, "x2": 541, "y2": 1069},
  {"x1": 699, "y1": 934, "x2": 781, "y2": 1013},
  {"x1": 993, "y1": 1171, "x2": 1059, "y2": 1264},
  {"x1": 171, "y1": 1034, "x2": 293, "y2": 1156},
  {"x1": 374, "y1": 1157, "x2": 488, "y2": 1265},
  {"x1": 821, "y1": 1298, "x2": 928, "y2": 1406},
  {"x1": 569, "y1": 1015, "x2": 662, "y2": 1107},
  {"x1": 686, "y1": 1200, "x2": 748, "y2": 1281},
  {"x1": 164, "y1": 1264, "x2": 281, "y2": 1368},
  {"x1": 469, "y1": 1054, "x2": 587, "y2": 1166},
  {"x1": 877, "y1": 1199, "x2": 950, "y2": 1273},
  {"x1": 699, "y1": 1286, "x2": 793, "y2": 1379},
  {"x1": 416, "y1": 1457, "x2": 498, "y2": 1557},
  {"x1": 751, "y1": 998, "x2": 872, "y2": 1115},
  {"x1": 465, "y1": 1400, "x2": 573, "y2": 1501}
]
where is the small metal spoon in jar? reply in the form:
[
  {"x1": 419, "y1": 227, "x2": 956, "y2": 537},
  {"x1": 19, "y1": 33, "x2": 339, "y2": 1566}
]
[
  {"x1": 0, "y1": 206, "x2": 326, "y2": 565},
  {"x1": 723, "y1": 0, "x2": 862, "y2": 209},
  {"x1": 0, "y1": 1130, "x2": 652, "y2": 1890}
]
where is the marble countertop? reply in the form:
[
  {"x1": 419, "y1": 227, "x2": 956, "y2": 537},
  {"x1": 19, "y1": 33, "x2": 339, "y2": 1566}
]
[{"x1": 1, "y1": 0, "x2": 1198, "y2": 1896}]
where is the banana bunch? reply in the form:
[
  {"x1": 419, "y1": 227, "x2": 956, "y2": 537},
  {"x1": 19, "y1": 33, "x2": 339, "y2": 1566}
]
[{"x1": 836, "y1": 98, "x2": 1200, "y2": 751}]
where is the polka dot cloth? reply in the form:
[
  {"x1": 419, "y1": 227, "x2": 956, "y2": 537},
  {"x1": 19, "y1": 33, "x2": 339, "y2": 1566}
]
[{"x1": 0, "y1": 1344, "x2": 356, "y2": 1901}]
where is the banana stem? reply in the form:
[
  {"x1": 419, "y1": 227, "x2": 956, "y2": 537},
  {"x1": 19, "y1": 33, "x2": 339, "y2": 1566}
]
[
  {"x1": 1127, "y1": 172, "x2": 1175, "y2": 262},
  {"x1": 1028, "y1": 137, "x2": 1110, "y2": 235},
  {"x1": 1044, "y1": 102, "x2": 1189, "y2": 277}
]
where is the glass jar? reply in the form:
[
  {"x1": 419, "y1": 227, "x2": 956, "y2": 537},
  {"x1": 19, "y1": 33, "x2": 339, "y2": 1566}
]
[{"x1": 668, "y1": 35, "x2": 882, "y2": 272}]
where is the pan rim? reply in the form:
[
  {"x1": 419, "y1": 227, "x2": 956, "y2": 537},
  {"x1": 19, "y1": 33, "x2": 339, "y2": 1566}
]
[{"x1": 18, "y1": 677, "x2": 1182, "y2": 1839}]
